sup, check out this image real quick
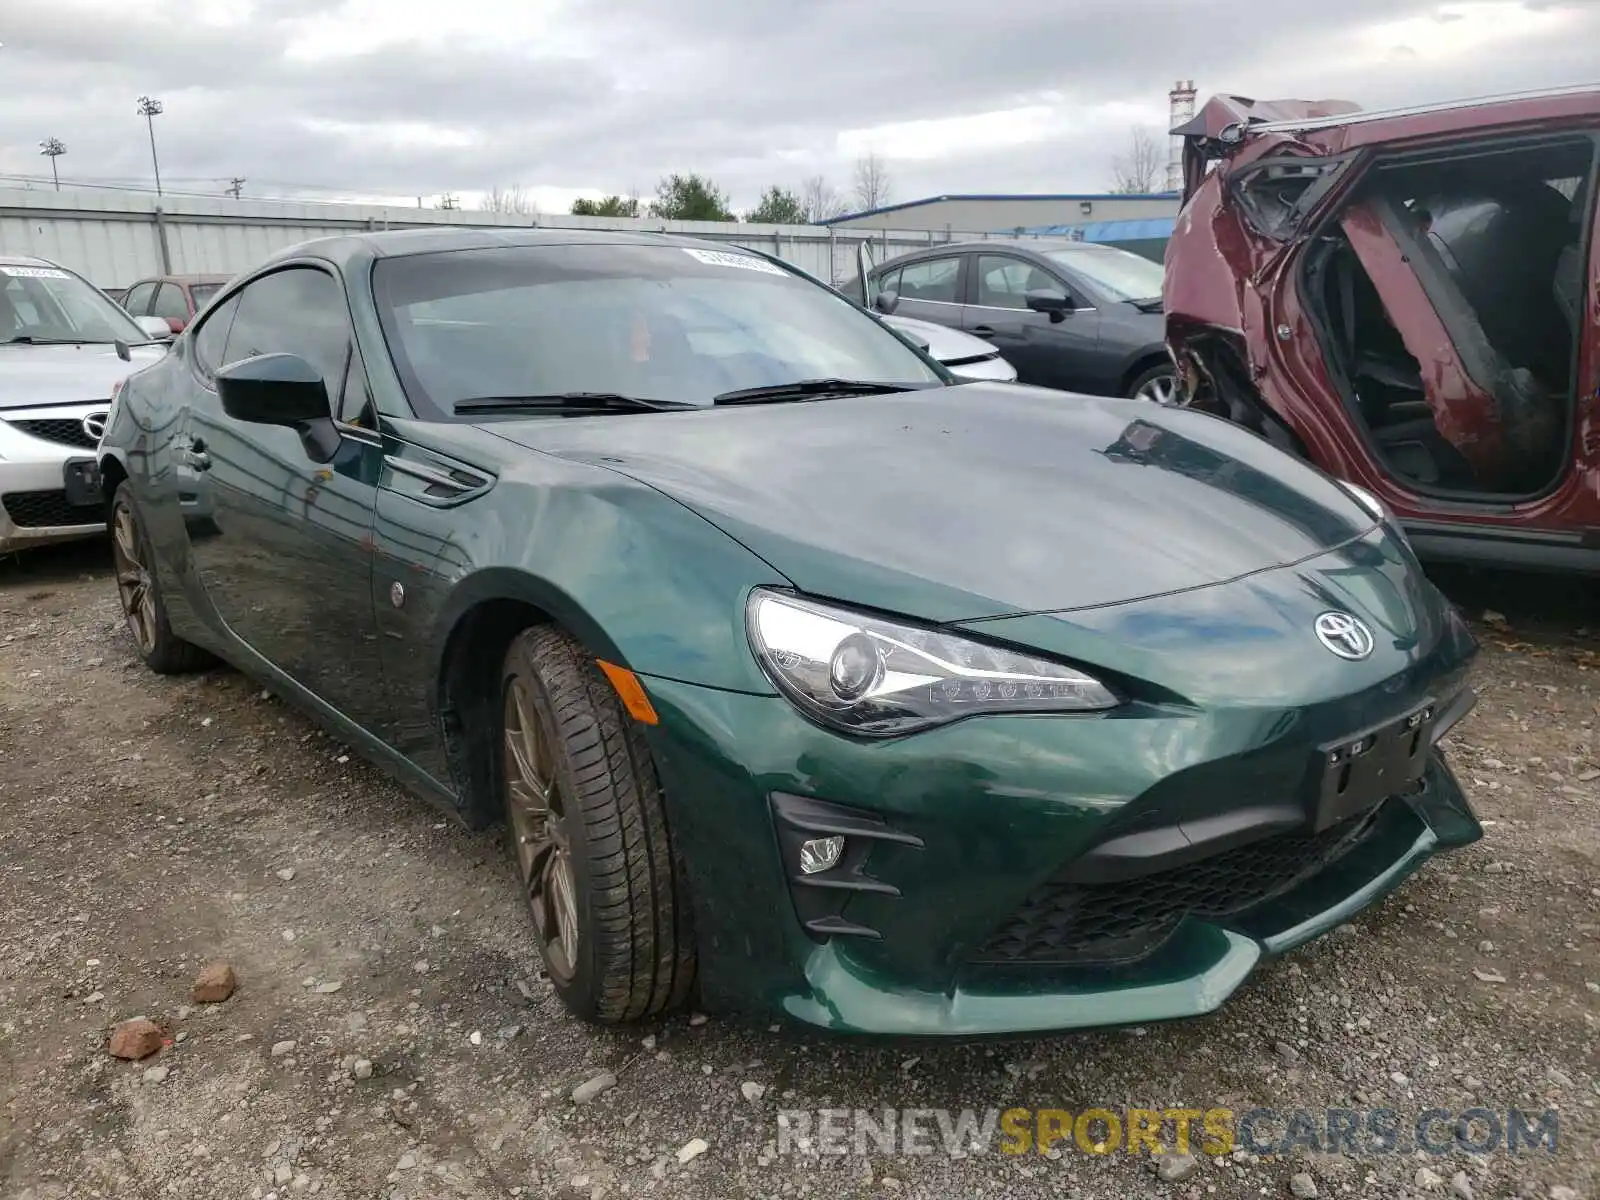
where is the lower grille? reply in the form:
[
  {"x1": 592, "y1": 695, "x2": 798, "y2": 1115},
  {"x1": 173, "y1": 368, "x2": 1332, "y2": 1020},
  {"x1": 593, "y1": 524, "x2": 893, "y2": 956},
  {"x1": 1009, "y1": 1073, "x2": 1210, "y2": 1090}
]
[
  {"x1": 2, "y1": 489, "x2": 100, "y2": 529},
  {"x1": 10, "y1": 417, "x2": 103, "y2": 450},
  {"x1": 971, "y1": 803, "x2": 1388, "y2": 966}
]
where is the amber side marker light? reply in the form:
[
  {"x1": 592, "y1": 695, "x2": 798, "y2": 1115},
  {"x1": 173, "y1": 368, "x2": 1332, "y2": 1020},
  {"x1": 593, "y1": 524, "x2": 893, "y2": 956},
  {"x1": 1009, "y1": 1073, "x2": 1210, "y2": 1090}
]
[{"x1": 597, "y1": 660, "x2": 660, "y2": 725}]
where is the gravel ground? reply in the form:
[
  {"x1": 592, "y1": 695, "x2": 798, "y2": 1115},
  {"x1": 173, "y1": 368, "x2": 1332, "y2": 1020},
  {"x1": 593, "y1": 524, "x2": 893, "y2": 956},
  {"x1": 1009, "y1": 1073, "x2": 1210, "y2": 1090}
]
[{"x1": 0, "y1": 542, "x2": 1595, "y2": 1200}]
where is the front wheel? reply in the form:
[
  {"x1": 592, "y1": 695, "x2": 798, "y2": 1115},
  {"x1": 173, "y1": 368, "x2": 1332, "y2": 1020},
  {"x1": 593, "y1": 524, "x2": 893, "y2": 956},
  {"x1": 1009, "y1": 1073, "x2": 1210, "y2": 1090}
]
[
  {"x1": 1128, "y1": 364, "x2": 1180, "y2": 406},
  {"x1": 109, "y1": 483, "x2": 212, "y2": 675},
  {"x1": 501, "y1": 626, "x2": 695, "y2": 1023}
]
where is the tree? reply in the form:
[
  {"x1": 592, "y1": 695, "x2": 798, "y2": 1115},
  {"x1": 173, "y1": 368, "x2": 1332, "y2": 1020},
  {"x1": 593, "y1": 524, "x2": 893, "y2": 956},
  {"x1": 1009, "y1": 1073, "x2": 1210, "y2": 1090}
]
[
  {"x1": 799, "y1": 175, "x2": 848, "y2": 222},
  {"x1": 746, "y1": 185, "x2": 807, "y2": 224},
  {"x1": 482, "y1": 184, "x2": 537, "y2": 216},
  {"x1": 651, "y1": 173, "x2": 733, "y2": 221},
  {"x1": 571, "y1": 194, "x2": 640, "y2": 217},
  {"x1": 1111, "y1": 127, "x2": 1164, "y2": 194},
  {"x1": 851, "y1": 153, "x2": 892, "y2": 211}
]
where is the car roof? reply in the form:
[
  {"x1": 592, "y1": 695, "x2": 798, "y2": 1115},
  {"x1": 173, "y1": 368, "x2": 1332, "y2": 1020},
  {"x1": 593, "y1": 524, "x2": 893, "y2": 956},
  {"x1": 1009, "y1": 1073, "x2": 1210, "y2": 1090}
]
[
  {"x1": 870, "y1": 238, "x2": 1130, "y2": 268},
  {"x1": 0, "y1": 254, "x2": 66, "y2": 269},
  {"x1": 247, "y1": 226, "x2": 765, "y2": 275}
]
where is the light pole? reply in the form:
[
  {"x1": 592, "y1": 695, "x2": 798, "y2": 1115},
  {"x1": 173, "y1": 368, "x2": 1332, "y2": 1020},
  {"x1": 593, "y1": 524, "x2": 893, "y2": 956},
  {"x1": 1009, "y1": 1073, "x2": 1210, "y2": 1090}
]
[
  {"x1": 136, "y1": 96, "x2": 164, "y2": 196},
  {"x1": 39, "y1": 138, "x2": 66, "y2": 191}
]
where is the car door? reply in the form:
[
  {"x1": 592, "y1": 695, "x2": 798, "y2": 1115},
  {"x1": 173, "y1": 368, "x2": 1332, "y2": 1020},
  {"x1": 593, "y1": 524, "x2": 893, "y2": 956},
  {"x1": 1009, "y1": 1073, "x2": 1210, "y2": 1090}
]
[
  {"x1": 884, "y1": 254, "x2": 965, "y2": 329},
  {"x1": 962, "y1": 253, "x2": 1105, "y2": 391},
  {"x1": 177, "y1": 264, "x2": 389, "y2": 729},
  {"x1": 150, "y1": 282, "x2": 191, "y2": 333},
  {"x1": 121, "y1": 281, "x2": 157, "y2": 318}
]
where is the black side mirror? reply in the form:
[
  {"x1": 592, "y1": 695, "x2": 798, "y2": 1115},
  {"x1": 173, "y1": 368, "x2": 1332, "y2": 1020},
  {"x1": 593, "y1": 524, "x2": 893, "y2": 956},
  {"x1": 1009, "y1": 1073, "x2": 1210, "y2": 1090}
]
[
  {"x1": 873, "y1": 289, "x2": 900, "y2": 315},
  {"x1": 216, "y1": 353, "x2": 340, "y2": 462},
  {"x1": 1025, "y1": 288, "x2": 1072, "y2": 321}
]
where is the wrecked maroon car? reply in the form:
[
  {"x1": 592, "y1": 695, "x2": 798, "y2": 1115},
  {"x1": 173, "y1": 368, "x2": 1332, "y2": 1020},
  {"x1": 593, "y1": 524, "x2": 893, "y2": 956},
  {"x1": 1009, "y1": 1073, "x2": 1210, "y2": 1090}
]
[{"x1": 1164, "y1": 85, "x2": 1599, "y2": 573}]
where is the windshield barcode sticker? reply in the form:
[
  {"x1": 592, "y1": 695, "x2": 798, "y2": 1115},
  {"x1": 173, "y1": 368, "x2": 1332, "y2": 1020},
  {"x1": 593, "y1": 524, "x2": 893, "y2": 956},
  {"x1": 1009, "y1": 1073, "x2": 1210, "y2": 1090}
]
[
  {"x1": 681, "y1": 248, "x2": 787, "y2": 276},
  {"x1": 0, "y1": 265, "x2": 70, "y2": 279}
]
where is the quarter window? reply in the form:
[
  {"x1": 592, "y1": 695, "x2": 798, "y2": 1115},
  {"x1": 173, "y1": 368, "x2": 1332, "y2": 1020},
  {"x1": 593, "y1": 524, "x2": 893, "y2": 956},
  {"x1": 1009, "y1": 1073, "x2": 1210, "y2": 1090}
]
[{"x1": 895, "y1": 257, "x2": 961, "y2": 304}]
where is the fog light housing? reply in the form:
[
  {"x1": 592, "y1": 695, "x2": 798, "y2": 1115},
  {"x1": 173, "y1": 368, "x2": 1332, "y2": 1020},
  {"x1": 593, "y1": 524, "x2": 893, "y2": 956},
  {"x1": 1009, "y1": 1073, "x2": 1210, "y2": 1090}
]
[{"x1": 798, "y1": 835, "x2": 844, "y2": 875}]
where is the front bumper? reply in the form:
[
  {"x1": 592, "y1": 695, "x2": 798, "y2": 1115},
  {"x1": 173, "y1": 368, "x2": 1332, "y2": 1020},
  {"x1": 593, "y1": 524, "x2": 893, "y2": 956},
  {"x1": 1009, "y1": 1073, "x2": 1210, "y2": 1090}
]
[
  {"x1": 642, "y1": 668, "x2": 1480, "y2": 1037},
  {"x1": 0, "y1": 407, "x2": 109, "y2": 553}
]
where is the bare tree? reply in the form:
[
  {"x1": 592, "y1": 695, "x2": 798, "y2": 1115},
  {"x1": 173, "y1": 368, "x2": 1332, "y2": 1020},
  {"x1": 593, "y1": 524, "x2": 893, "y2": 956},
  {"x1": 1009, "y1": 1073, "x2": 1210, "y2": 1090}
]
[
  {"x1": 799, "y1": 174, "x2": 847, "y2": 222},
  {"x1": 851, "y1": 153, "x2": 892, "y2": 211},
  {"x1": 482, "y1": 183, "x2": 538, "y2": 216},
  {"x1": 1110, "y1": 127, "x2": 1164, "y2": 194}
]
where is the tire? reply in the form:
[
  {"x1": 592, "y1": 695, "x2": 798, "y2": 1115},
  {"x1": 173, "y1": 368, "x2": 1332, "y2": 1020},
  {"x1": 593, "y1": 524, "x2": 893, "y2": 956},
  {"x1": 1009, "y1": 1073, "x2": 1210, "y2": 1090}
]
[
  {"x1": 109, "y1": 482, "x2": 212, "y2": 675},
  {"x1": 500, "y1": 626, "x2": 695, "y2": 1023},
  {"x1": 1128, "y1": 363, "x2": 1179, "y2": 405}
]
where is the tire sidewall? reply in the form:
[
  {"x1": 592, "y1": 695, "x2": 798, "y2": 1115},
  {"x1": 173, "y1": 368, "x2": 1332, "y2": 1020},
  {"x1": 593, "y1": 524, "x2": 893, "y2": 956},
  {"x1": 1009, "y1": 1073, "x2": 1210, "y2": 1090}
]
[{"x1": 501, "y1": 633, "x2": 606, "y2": 1016}]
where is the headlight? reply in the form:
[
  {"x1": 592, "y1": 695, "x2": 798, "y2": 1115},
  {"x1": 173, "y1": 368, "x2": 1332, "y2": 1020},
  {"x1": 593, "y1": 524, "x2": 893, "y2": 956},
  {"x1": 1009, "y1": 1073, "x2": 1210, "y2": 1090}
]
[{"x1": 746, "y1": 589, "x2": 1118, "y2": 736}]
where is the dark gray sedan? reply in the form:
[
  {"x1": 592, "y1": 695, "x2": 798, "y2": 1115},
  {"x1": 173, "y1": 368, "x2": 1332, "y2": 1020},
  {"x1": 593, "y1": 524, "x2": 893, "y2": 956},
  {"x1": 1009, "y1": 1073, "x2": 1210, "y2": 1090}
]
[{"x1": 862, "y1": 238, "x2": 1175, "y2": 402}]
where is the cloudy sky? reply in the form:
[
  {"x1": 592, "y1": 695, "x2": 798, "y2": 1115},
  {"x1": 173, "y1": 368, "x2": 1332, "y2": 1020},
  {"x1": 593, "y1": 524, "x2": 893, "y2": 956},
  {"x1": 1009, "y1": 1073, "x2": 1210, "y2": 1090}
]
[{"x1": 1, "y1": 1, "x2": 1596, "y2": 216}]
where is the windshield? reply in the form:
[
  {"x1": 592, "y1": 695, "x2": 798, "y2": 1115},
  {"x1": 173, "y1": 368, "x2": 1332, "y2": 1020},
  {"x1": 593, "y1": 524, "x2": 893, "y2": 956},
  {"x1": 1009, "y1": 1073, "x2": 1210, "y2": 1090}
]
[
  {"x1": 1044, "y1": 245, "x2": 1166, "y2": 302},
  {"x1": 372, "y1": 243, "x2": 945, "y2": 417},
  {"x1": 189, "y1": 282, "x2": 222, "y2": 309},
  {"x1": 0, "y1": 263, "x2": 151, "y2": 344}
]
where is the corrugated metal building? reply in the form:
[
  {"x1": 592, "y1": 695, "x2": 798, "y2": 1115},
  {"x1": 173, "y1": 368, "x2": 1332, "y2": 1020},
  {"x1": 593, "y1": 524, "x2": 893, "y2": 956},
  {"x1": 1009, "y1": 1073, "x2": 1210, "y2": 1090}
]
[
  {"x1": 0, "y1": 187, "x2": 975, "y2": 291},
  {"x1": 821, "y1": 193, "x2": 1181, "y2": 234}
]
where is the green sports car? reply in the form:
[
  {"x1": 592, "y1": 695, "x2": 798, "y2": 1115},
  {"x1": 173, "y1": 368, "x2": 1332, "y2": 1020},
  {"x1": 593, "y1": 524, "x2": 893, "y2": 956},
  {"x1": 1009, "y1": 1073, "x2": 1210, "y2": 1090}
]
[{"x1": 88, "y1": 228, "x2": 1482, "y2": 1036}]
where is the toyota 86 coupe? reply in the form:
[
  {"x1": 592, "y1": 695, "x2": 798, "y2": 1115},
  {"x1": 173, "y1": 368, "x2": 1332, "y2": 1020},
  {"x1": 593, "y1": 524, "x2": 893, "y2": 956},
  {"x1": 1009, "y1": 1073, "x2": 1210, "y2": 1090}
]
[{"x1": 88, "y1": 227, "x2": 1482, "y2": 1035}]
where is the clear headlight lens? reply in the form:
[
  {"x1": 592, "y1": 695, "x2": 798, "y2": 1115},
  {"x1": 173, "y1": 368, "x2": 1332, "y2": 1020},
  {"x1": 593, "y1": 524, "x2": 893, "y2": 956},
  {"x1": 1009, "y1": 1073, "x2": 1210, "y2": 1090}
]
[{"x1": 746, "y1": 589, "x2": 1118, "y2": 736}]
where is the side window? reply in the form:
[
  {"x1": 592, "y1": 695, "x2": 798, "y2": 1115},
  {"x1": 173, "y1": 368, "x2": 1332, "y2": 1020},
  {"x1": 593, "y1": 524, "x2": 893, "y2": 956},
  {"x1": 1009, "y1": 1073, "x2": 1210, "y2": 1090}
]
[
  {"x1": 895, "y1": 257, "x2": 961, "y2": 303},
  {"x1": 337, "y1": 348, "x2": 376, "y2": 427},
  {"x1": 875, "y1": 267, "x2": 901, "y2": 296},
  {"x1": 150, "y1": 283, "x2": 188, "y2": 322},
  {"x1": 193, "y1": 292, "x2": 242, "y2": 377},
  {"x1": 976, "y1": 255, "x2": 1065, "y2": 310},
  {"x1": 122, "y1": 282, "x2": 155, "y2": 315},
  {"x1": 220, "y1": 267, "x2": 351, "y2": 404}
]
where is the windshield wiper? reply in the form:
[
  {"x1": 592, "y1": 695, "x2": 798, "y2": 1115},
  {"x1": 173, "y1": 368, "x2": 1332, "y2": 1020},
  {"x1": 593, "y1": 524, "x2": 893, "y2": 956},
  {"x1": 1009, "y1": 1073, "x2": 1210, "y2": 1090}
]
[
  {"x1": 713, "y1": 379, "x2": 917, "y2": 406},
  {"x1": 454, "y1": 393, "x2": 697, "y2": 415},
  {"x1": 2, "y1": 335, "x2": 105, "y2": 346}
]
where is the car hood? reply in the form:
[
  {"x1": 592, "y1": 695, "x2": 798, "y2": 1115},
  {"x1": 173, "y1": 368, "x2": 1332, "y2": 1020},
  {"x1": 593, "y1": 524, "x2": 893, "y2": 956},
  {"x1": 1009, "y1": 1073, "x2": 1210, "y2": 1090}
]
[
  {"x1": 0, "y1": 342, "x2": 167, "y2": 409},
  {"x1": 485, "y1": 383, "x2": 1377, "y2": 622},
  {"x1": 881, "y1": 314, "x2": 1002, "y2": 364}
]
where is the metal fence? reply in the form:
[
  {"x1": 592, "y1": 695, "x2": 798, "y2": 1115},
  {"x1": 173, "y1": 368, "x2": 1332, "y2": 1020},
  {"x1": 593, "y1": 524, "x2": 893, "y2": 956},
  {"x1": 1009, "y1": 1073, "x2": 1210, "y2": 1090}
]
[{"x1": 0, "y1": 187, "x2": 1003, "y2": 291}]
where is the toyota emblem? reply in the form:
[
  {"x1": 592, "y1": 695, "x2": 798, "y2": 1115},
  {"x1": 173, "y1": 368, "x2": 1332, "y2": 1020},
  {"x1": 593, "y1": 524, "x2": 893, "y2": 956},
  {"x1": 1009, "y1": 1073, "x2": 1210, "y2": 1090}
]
[
  {"x1": 1314, "y1": 611, "x2": 1375, "y2": 660},
  {"x1": 81, "y1": 412, "x2": 108, "y2": 443}
]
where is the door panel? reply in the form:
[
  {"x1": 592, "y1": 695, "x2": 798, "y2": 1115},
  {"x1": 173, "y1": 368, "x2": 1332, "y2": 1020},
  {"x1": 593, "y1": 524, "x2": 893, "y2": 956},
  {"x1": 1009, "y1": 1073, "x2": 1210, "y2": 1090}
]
[
  {"x1": 963, "y1": 254, "x2": 1105, "y2": 391},
  {"x1": 178, "y1": 266, "x2": 388, "y2": 730}
]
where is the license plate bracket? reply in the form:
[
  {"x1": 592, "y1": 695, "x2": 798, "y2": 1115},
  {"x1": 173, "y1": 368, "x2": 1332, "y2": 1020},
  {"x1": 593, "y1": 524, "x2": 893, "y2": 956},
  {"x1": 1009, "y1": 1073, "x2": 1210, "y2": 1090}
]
[
  {"x1": 61, "y1": 456, "x2": 104, "y2": 508},
  {"x1": 1313, "y1": 703, "x2": 1435, "y2": 830}
]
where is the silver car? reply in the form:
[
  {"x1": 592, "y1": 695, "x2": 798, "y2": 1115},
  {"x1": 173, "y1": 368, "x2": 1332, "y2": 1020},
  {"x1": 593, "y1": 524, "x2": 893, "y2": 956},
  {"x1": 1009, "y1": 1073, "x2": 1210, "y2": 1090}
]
[
  {"x1": 0, "y1": 256, "x2": 170, "y2": 555},
  {"x1": 880, "y1": 312, "x2": 1018, "y2": 382}
]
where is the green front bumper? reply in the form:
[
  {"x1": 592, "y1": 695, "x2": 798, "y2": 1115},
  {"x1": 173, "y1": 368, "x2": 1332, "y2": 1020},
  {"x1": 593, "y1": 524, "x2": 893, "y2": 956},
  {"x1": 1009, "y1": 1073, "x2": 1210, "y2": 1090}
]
[{"x1": 642, "y1": 675, "x2": 1481, "y2": 1037}]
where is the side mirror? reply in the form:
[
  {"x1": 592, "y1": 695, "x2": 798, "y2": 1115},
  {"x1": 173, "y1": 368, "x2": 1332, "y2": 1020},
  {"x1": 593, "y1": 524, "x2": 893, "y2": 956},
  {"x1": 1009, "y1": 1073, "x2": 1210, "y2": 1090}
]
[
  {"x1": 216, "y1": 353, "x2": 340, "y2": 462},
  {"x1": 135, "y1": 315, "x2": 174, "y2": 341},
  {"x1": 873, "y1": 289, "x2": 900, "y2": 316},
  {"x1": 1024, "y1": 289, "x2": 1072, "y2": 319}
]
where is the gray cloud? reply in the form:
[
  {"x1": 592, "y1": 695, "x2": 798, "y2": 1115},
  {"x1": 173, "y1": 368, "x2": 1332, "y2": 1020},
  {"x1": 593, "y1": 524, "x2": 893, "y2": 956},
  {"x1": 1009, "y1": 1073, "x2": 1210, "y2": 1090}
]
[{"x1": 1, "y1": 1, "x2": 1596, "y2": 212}]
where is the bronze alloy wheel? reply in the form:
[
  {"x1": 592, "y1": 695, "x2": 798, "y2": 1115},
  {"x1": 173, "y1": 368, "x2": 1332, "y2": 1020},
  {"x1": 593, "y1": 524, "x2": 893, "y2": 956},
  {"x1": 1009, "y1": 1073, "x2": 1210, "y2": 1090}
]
[
  {"x1": 111, "y1": 496, "x2": 158, "y2": 656},
  {"x1": 503, "y1": 671, "x2": 581, "y2": 983}
]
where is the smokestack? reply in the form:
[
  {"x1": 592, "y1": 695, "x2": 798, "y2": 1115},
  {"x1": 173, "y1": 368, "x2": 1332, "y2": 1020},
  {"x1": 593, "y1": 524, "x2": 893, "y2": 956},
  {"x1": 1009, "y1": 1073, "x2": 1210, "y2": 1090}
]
[{"x1": 1167, "y1": 79, "x2": 1198, "y2": 193}]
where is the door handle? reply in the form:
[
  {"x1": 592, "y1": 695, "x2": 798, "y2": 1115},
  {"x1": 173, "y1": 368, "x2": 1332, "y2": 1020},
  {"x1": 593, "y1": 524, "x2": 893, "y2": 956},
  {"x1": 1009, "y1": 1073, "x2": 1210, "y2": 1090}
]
[{"x1": 971, "y1": 325, "x2": 996, "y2": 338}]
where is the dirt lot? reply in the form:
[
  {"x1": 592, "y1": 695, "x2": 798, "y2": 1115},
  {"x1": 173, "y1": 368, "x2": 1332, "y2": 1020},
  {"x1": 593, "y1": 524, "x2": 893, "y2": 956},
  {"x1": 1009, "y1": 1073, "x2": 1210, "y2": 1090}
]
[{"x1": 0, "y1": 541, "x2": 1595, "y2": 1200}]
